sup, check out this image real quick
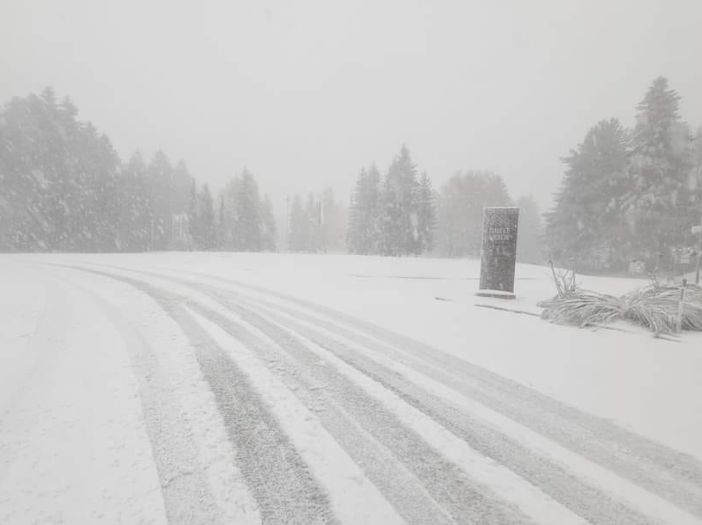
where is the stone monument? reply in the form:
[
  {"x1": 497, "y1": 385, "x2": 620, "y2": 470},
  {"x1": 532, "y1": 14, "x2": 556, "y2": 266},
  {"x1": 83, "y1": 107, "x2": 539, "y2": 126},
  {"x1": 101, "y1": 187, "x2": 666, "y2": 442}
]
[{"x1": 477, "y1": 207, "x2": 519, "y2": 299}]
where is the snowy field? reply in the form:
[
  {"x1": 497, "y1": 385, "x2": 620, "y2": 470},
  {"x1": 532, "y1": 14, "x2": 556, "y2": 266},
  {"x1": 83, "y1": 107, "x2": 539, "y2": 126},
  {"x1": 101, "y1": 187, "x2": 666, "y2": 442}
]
[{"x1": 1, "y1": 252, "x2": 702, "y2": 524}]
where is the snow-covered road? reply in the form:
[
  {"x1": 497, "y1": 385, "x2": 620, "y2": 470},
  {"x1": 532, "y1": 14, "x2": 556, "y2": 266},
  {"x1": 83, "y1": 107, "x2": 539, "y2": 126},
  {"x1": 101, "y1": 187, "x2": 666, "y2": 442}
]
[{"x1": 2, "y1": 253, "x2": 702, "y2": 524}]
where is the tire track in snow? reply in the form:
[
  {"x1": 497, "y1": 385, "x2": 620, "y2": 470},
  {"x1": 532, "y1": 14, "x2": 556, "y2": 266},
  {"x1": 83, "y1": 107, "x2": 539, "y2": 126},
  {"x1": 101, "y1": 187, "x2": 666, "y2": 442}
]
[
  {"x1": 184, "y1": 306, "x2": 409, "y2": 525},
  {"x1": 53, "y1": 262, "x2": 702, "y2": 523},
  {"x1": 84, "y1": 295, "x2": 223, "y2": 524},
  {"x1": 226, "y1": 295, "x2": 655, "y2": 525},
  {"x1": 70, "y1": 268, "x2": 338, "y2": 525},
  {"x1": 162, "y1": 267, "x2": 702, "y2": 520},
  {"x1": 161, "y1": 276, "x2": 670, "y2": 524},
  {"x1": 60, "y1": 263, "x2": 532, "y2": 524},
  {"x1": 182, "y1": 303, "x2": 455, "y2": 525}
]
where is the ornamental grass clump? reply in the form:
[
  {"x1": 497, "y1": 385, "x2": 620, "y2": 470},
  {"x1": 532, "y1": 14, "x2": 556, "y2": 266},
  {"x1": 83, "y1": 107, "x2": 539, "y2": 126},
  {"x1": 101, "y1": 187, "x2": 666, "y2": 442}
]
[
  {"x1": 539, "y1": 267, "x2": 702, "y2": 335},
  {"x1": 539, "y1": 291, "x2": 622, "y2": 327},
  {"x1": 621, "y1": 284, "x2": 702, "y2": 333}
]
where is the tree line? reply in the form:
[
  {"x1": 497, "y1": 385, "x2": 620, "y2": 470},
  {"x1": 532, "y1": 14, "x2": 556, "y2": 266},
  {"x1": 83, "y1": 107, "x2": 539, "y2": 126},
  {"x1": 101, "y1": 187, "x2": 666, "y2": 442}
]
[
  {"x1": 1, "y1": 87, "x2": 546, "y2": 262},
  {"x1": 0, "y1": 88, "x2": 276, "y2": 253},
  {"x1": 287, "y1": 189, "x2": 347, "y2": 253},
  {"x1": 346, "y1": 146, "x2": 543, "y2": 262},
  {"x1": 347, "y1": 146, "x2": 436, "y2": 256},
  {"x1": 546, "y1": 77, "x2": 702, "y2": 272}
]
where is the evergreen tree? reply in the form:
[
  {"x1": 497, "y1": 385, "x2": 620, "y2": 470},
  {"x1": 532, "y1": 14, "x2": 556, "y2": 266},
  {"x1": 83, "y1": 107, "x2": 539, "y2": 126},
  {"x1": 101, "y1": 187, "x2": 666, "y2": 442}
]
[
  {"x1": 347, "y1": 168, "x2": 367, "y2": 254},
  {"x1": 146, "y1": 151, "x2": 174, "y2": 250},
  {"x1": 380, "y1": 146, "x2": 419, "y2": 256},
  {"x1": 624, "y1": 76, "x2": 696, "y2": 266},
  {"x1": 198, "y1": 183, "x2": 216, "y2": 250},
  {"x1": 319, "y1": 188, "x2": 347, "y2": 253},
  {"x1": 305, "y1": 193, "x2": 321, "y2": 252},
  {"x1": 217, "y1": 194, "x2": 226, "y2": 248},
  {"x1": 260, "y1": 195, "x2": 277, "y2": 251},
  {"x1": 288, "y1": 195, "x2": 307, "y2": 251},
  {"x1": 347, "y1": 165, "x2": 382, "y2": 254},
  {"x1": 172, "y1": 161, "x2": 193, "y2": 215},
  {"x1": 232, "y1": 170, "x2": 262, "y2": 251},
  {"x1": 416, "y1": 171, "x2": 436, "y2": 254},
  {"x1": 0, "y1": 88, "x2": 120, "y2": 252},
  {"x1": 219, "y1": 176, "x2": 240, "y2": 249},
  {"x1": 118, "y1": 152, "x2": 152, "y2": 251},
  {"x1": 545, "y1": 118, "x2": 629, "y2": 270},
  {"x1": 187, "y1": 180, "x2": 199, "y2": 247}
]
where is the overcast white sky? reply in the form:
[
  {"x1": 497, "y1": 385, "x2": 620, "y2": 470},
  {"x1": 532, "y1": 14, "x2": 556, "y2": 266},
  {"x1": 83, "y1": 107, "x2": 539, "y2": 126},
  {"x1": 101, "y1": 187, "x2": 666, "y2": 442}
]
[{"x1": 1, "y1": 0, "x2": 701, "y2": 212}]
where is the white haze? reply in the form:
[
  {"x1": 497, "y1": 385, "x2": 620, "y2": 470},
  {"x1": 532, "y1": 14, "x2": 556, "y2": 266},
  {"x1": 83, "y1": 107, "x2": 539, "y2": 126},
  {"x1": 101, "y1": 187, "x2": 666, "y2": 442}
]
[{"x1": 1, "y1": 0, "x2": 701, "y2": 209}]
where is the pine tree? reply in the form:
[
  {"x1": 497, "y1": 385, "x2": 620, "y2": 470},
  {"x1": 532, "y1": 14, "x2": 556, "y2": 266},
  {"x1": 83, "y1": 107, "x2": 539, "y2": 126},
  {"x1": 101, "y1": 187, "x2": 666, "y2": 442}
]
[
  {"x1": 288, "y1": 194, "x2": 307, "y2": 251},
  {"x1": 347, "y1": 165, "x2": 382, "y2": 254},
  {"x1": 187, "y1": 180, "x2": 200, "y2": 248},
  {"x1": 545, "y1": 119, "x2": 629, "y2": 270},
  {"x1": 232, "y1": 170, "x2": 262, "y2": 251},
  {"x1": 305, "y1": 193, "x2": 321, "y2": 252},
  {"x1": 119, "y1": 152, "x2": 152, "y2": 251},
  {"x1": 624, "y1": 76, "x2": 696, "y2": 266},
  {"x1": 172, "y1": 161, "x2": 193, "y2": 215},
  {"x1": 219, "y1": 176, "x2": 240, "y2": 249},
  {"x1": 217, "y1": 194, "x2": 226, "y2": 248},
  {"x1": 146, "y1": 151, "x2": 174, "y2": 250},
  {"x1": 380, "y1": 145, "x2": 419, "y2": 256},
  {"x1": 319, "y1": 188, "x2": 346, "y2": 253},
  {"x1": 0, "y1": 88, "x2": 120, "y2": 252},
  {"x1": 416, "y1": 171, "x2": 436, "y2": 254},
  {"x1": 198, "y1": 183, "x2": 216, "y2": 250},
  {"x1": 346, "y1": 168, "x2": 366, "y2": 253},
  {"x1": 260, "y1": 195, "x2": 277, "y2": 251}
]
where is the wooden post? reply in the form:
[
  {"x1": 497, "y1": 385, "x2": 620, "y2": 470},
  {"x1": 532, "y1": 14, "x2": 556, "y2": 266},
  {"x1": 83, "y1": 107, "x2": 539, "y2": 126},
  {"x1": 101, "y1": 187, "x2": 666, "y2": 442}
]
[
  {"x1": 677, "y1": 278, "x2": 687, "y2": 333},
  {"x1": 695, "y1": 225, "x2": 702, "y2": 285}
]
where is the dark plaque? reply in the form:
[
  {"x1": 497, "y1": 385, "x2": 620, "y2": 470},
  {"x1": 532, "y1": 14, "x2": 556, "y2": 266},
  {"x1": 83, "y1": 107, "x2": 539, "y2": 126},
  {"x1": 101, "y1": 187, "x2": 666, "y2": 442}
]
[{"x1": 477, "y1": 207, "x2": 519, "y2": 299}]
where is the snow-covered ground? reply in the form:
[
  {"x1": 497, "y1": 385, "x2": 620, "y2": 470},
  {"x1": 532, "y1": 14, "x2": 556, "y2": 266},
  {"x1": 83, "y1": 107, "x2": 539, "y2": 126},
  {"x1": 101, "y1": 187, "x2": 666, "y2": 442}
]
[{"x1": 1, "y1": 252, "x2": 702, "y2": 524}]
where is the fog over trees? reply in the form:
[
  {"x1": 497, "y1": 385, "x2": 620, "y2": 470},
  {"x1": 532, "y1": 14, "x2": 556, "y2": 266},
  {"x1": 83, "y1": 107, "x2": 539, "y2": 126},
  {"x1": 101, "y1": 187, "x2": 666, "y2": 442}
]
[
  {"x1": 1, "y1": 77, "x2": 700, "y2": 273},
  {"x1": 546, "y1": 77, "x2": 702, "y2": 272},
  {"x1": 0, "y1": 89, "x2": 276, "y2": 254}
]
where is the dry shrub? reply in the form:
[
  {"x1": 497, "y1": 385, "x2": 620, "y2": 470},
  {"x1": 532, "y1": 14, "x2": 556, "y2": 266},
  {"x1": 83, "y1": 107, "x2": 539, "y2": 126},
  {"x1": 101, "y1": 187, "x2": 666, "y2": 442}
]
[
  {"x1": 539, "y1": 291, "x2": 622, "y2": 327},
  {"x1": 622, "y1": 285, "x2": 702, "y2": 333},
  {"x1": 539, "y1": 283, "x2": 702, "y2": 335}
]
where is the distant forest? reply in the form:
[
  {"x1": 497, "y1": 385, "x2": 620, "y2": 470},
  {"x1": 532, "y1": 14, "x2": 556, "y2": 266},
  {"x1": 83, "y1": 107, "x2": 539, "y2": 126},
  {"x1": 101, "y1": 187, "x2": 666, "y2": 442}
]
[
  {"x1": 9, "y1": 78, "x2": 701, "y2": 275},
  {"x1": 0, "y1": 88, "x2": 277, "y2": 253},
  {"x1": 0, "y1": 87, "x2": 544, "y2": 262}
]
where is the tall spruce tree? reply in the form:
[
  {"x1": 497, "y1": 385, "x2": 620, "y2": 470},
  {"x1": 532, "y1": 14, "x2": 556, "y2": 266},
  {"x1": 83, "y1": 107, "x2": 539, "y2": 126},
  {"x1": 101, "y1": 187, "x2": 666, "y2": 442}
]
[
  {"x1": 625, "y1": 76, "x2": 696, "y2": 266},
  {"x1": 119, "y1": 152, "x2": 152, "y2": 251},
  {"x1": 380, "y1": 145, "x2": 419, "y2": 256},
  {"x1": 346, "y1": 168, "x2": 366, "y2": 254},
  {"x1": 319, "y1": 188, "x2": 346, "y2": 253},
  {"x1": 198, "y1": 183, "x2": 216, "y2": 250},
  {"x1": 146, "y1": 151, "x2": 174, "y2": 250},
  {"x1": 545, "y1": 118, "x2": 629, "y2": 270},
  {"x1": 260, "y1": 195, "x2": 277, "y2": 251},
  {"x1": 416, "y1": 171, "x2": 436, "y2": 254},
  {"x1": 187, "y1": 180, "x2": 200, "y2": 248},
  {"x1": 232, "y1": 170, "x2": 262, "y2": 251},
  {"x1": 347, "y1": 165, "x2": 382, "y2": 254},
  {"x1": 288, "y1": 194, "x2": 307, "y2": 251},
  {"x1": 305, "y1": 193, "x2": 321, "y2": 252}
]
